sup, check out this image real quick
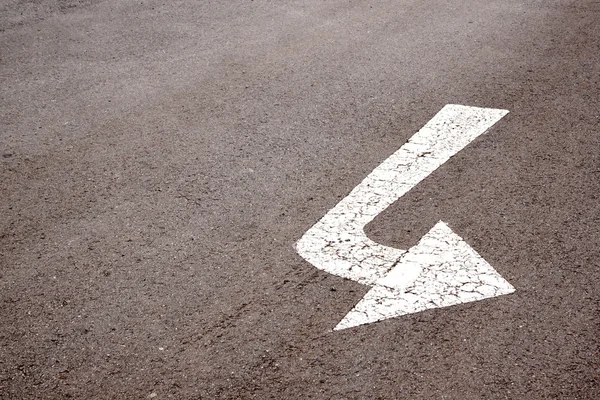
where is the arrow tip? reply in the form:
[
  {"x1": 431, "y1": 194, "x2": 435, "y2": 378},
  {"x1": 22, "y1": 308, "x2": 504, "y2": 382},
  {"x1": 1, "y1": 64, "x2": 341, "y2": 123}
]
[{"x1": 334, "y1": 222, "x2": 515, "y2": 330}]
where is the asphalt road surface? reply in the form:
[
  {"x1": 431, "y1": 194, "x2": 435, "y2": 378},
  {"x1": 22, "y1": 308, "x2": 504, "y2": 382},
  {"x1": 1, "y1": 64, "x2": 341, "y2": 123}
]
[{"x1": 1, "y1": 0, "x2": 599, "y2": 399}]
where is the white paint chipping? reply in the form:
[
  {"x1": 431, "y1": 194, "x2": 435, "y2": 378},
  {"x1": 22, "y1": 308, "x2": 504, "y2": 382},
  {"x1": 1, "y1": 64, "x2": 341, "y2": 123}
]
[{"x1": 295, "y1": 104, "x2": 515, "y2": 330}]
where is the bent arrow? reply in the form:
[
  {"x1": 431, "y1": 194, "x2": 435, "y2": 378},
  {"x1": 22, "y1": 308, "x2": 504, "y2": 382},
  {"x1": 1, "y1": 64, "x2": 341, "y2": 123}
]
[{"x1": 296, "y1": 104, "x2": 515, "y2": 330}]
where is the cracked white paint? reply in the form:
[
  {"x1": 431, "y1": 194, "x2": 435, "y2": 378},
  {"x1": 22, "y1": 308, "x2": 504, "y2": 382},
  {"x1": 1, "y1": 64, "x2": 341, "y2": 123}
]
[{"x1": 295, "y1": 104, "x2": 515, "y2": 330}]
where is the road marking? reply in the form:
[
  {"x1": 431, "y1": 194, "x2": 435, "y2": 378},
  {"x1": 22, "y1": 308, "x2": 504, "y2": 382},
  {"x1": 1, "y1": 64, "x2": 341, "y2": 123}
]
[{"x1": 296, "y1": 104, "x2": 515, "y2": 330}]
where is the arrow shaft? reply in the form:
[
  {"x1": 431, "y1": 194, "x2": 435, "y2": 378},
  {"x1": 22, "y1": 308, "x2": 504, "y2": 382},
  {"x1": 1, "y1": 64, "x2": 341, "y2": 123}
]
[{"x1": 296, "y1": 105, "x2": 508, "y2": 285}]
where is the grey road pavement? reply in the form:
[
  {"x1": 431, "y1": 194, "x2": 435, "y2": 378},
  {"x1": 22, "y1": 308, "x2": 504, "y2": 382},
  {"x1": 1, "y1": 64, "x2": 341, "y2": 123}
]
[{"x1": 1, "y1": 0, "x2": 599, "y2": 398}]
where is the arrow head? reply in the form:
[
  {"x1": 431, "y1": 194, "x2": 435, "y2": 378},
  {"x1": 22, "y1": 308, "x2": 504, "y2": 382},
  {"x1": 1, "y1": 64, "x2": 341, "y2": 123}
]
[{"x1": 334, "y1": 221, "x2": 515, "y2": 330}]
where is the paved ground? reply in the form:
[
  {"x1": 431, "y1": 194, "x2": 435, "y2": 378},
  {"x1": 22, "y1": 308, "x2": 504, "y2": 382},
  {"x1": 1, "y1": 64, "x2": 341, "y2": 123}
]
[{"x1": 1, "y1": 0, "x2": 599, "y2": 398}]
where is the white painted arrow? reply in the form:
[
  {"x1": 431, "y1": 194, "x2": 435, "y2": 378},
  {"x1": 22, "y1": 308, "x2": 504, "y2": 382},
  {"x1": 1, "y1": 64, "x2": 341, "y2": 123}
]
[{"x1": 296, "y1": 104, "x2": 515, "y2": 330}]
